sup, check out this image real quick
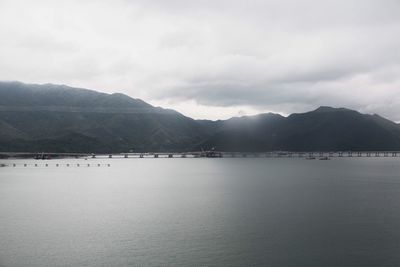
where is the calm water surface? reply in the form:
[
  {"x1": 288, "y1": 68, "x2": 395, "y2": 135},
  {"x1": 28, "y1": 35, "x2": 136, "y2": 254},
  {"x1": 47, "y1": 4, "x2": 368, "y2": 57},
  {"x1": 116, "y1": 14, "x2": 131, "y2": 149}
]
[{"x1": 1, "y1": 158, "x2": 400, "y2": 267}]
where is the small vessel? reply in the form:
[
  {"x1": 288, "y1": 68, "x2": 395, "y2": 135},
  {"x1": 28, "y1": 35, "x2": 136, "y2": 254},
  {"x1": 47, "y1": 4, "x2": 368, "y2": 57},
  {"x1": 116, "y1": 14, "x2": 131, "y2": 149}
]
[
  {"x1": 319, "y1": 156, "x2": 330, "y2": 160},
  {"x1": 34, "y1": 153, "x2": 51, "y2": 160},
  {"x1": 201, "y1": 151, "x2": 223, "y2": 158},
  {"x1": 305, "y1": 156, "x2": 316, "y2": 160},
  {"x1": 200, "y1": 147, "x2": 223, "y2": 158}
]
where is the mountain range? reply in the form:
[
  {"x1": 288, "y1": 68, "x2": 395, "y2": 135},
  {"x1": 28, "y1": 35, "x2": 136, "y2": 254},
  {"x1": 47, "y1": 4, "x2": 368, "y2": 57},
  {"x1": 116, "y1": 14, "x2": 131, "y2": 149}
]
[{"x1": 1, "y1": 81, "x2": 400, "y2": 153}]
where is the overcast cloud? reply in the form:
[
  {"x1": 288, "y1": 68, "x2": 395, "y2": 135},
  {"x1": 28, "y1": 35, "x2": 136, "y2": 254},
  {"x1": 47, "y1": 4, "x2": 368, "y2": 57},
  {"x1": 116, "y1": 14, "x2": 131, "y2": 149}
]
[{"x1": 0, "y1": 0, "x2": 400, "y2": 120}]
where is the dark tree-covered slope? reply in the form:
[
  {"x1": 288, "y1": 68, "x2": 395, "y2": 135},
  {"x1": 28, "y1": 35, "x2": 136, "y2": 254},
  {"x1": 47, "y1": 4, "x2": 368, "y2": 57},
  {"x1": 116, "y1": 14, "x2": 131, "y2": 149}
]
[
  {"x1": 0, "y1": 82, "x2": 208, "y2": 152},
  {"x1": 198, "y1": 107, "x2": 400, "y2": 151}
]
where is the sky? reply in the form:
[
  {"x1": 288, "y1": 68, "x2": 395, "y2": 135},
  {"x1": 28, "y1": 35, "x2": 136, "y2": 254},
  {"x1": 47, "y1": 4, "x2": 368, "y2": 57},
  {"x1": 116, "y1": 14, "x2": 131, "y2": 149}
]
[{"x1": 0, "y1": 0, "x2": 400, "y2": 120}]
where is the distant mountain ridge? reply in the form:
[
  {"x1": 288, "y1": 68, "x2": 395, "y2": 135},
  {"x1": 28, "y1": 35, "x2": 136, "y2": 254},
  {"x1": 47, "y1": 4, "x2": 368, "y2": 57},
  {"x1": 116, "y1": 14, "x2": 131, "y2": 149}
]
[
  {"x1": 199, "y1": 106, "x2": 400, "y2": 152},
  {"x1": 1, "y1": 81, "x2": 400, "y2": 152},
  {"x1": 0, "y1": 81, "x2": 207, "y2": 152},
  {"x1": 0, "y1": 81, "x2": 151, "y2": 108}
]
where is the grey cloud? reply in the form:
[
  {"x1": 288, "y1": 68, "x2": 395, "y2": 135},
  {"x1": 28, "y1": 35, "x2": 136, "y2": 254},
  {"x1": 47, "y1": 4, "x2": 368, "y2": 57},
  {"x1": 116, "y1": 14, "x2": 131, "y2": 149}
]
[{"x1": 1, "y1": 0, "x2": 400, "y2": 120}]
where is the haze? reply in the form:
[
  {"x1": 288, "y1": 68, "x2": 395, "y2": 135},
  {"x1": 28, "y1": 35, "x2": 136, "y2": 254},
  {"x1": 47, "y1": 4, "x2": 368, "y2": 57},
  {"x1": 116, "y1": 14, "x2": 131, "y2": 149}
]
[{"x1": 0, "y1": 0, "x2": 399, "y2": 120}]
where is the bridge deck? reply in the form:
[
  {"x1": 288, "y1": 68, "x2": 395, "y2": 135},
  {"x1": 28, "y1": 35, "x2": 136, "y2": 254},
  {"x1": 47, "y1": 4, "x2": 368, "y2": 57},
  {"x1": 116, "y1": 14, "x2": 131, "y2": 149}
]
[{"x1": 2, "y1": 151, "x2": 399, "y2": 159}]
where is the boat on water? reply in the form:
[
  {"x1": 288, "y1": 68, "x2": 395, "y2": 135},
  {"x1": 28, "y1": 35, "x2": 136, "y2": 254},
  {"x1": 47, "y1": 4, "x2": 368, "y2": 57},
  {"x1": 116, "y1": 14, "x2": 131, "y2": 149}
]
[
  {"x1": 200, "y1": 150, "x2": 223, "y2": 158},
  {"x1": 34, "y1": 153, "x2": 52, "y2": 160},
  {"x1": 305, "y1": 157, "x2": 316, "y2": 160},
  {"x1": 319, "y1": 156, "x2": 330, "y2": 160},
  {"x1": 200, "y1": 147, "x2": 223, "y2": 158}
]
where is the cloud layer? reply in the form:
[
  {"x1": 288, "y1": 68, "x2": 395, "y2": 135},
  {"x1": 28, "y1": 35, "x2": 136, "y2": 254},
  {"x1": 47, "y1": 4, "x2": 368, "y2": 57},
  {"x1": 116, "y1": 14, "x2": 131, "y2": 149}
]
[{"x1": 1, "y1": 0, "x2": 400, "y2": 120}]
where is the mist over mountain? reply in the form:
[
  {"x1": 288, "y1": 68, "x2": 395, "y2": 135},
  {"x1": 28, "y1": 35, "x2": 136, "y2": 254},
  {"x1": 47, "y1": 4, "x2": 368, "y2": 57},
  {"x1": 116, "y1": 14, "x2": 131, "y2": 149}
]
[{"x1": 1, "y1": 81, "x2": 400, "y2": 153}]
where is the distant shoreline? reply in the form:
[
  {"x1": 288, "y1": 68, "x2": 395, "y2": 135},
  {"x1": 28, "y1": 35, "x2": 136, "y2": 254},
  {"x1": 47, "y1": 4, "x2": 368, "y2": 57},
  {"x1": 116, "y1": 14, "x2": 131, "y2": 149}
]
[{"x1": 1, "y1": 151, "x2": 400, "y2": 159}]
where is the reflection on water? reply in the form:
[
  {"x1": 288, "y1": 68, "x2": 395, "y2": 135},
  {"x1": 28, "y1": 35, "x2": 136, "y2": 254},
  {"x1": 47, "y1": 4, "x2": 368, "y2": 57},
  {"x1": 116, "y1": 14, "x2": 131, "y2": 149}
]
[{"x1": 1, "y1": 158, "x2": 400, "y2": 267}]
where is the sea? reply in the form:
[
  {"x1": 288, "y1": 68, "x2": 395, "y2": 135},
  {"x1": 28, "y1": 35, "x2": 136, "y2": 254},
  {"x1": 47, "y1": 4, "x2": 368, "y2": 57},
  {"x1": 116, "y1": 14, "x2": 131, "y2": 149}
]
[{"x1": 1, "y1": 157, "x2": 400, "y2": 267}]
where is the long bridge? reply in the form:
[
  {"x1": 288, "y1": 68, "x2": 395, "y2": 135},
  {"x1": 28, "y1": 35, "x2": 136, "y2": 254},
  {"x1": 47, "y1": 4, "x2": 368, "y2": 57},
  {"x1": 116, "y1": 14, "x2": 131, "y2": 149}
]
[
  {"x1": 91, "y1": 151, "x2": 400, "y2": 158},
  {"x1": 1, "y1": 151, "x2": 400, "y2": 159}
]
